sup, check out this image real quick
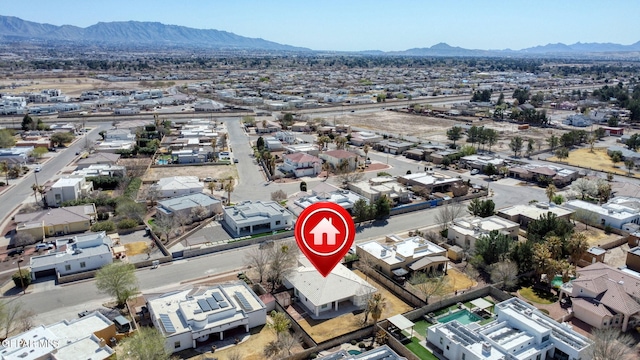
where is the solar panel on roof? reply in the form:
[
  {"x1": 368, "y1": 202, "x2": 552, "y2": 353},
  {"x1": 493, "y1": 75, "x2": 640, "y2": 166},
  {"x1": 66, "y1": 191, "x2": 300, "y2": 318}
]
[
  {"x1": 219, "y1": 301, "x2": 229, "y2": 308},
  {"x1": 212, "y1": 292, "x2": 224, "y2": 302},
  {"x1": 234, "y1": 291, "x2": 252, "y2": 311},
  {"x1": 197, "y1": 299, "x2": 211, "y2": 312},
  {"x1": 206, "y1": 297, "x2": 219, "y2": 310},
  {"x1": 159, "y1": 314, "x2": 176, "y2": 333}
]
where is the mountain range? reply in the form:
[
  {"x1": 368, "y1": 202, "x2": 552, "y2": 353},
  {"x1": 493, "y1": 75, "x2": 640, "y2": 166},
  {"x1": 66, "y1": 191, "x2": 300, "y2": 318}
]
[{"x1": 2, "y1": 15, "x2": 640, "y2": 56}]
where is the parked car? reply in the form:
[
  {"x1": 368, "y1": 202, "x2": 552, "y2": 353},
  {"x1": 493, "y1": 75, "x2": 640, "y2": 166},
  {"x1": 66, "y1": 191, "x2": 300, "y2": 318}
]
[
  {"x1": 470, "y1": 169, "x2": 480, "y2": 175},
  {"x1": 234, "y1": 158, "x2": 239, "y2": 163},
  {"x1": 78, "y1": 310, "x2": 91, "y2": 318},
  {"x1": 35, "y1": 243, "x2": 54, "y2": 251},
  {"x1": 34, "y1": 166, "x2": 41, "y2": 172},
  {"x1": 203, "y1": 177, "x2": 214, "y2": 182},
  {"x1": 7, "y1": 248, "x2": 24, "y2": 257}
]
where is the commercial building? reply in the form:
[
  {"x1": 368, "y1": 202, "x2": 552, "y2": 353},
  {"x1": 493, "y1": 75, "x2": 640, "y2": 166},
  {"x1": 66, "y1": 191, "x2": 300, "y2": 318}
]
[
  {"x1": 427, "y1": 297, "x2": 592, "y2": 360},
  {"x1": 147, "y1": 282, "x2": 266, "y2": 353}
]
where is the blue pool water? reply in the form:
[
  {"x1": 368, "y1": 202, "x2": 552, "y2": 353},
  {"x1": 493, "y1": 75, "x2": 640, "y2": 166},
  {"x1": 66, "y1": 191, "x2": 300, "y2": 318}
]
[
  {"x1": 348, "y1": 350, "x2": 362, "y2": 355},
  {"x1": 157, "y1": 159, "x2": 168, "y2": 165},
  {"x1": 438, "y1": 309, "x2": 481, "y2": 325}
]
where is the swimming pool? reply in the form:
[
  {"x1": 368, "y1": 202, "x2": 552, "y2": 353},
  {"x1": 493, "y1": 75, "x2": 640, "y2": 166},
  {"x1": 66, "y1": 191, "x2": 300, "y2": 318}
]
[
  {"x1": 157, "y1": 159, "x2": 169, "y2": 165},
  {"x1": 438, "y1": 309, "x2": 481, "y2": 325},
  {"x1": 551, "y1": 275, "x2": 575, "y2": 288}
]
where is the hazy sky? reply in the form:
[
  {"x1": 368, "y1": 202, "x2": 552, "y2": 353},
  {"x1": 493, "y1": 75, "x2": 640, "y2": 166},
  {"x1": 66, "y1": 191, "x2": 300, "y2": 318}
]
[{"x1": 3, "y1": 1, "x2": 639, "y2": 51}]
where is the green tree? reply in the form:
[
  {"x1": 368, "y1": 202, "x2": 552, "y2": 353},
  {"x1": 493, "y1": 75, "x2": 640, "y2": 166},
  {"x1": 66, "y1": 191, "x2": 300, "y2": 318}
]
[
  {"x1": 510, "y1": 240, "x2": 534, "y2": 274},
  {"x1": 475, "y1": 230, "x2": 512, "y2": 266},
  {"x1": 366, "y1": 293, "x2": 387, "y2": 344},
  {"x1": 409, "y1": 272, "x2": 449, "y2": 304},
  {"x1": 554, "y1": 147, "x2": 569, "y2": 161},
  {"x1": 95, "y1": 262, "x2": 138, "y2": 307},
  {"x1": 547, "y1": 134, "x2": 559, "y2": 150},
  {"x1": 120, "y1": 326, "x2": 171, "y2": 360},
  {"x1": 0, "y1": 129, "x2": 16, "y2": 148},
  {"x1": 224, "y1": 176, "x2": 235, "y2": 205},
  {"x1": 609, "y1": 150, "x2": 622, "y2": 167},
  {"x1": 467, "y1": 198, "x2": 495, "y2": 217},
  {"x1": 607, "y1": 116, "x2": 619, "y2": 127},
  {"x1": 256, "y1": 136, "x2": 265, "y2": 151},
  {"x1": 281, "y1": 113, "x2": 294, "y2": 129},
  {"x1": 446, "y1": 126, "x2": 463, "y2": 147},
  {"x1": 353, "y1": 199, "x2": 371, "y2": 223},
  {"x1": 527, "y1": 212, "x2": 573, "y2": 243},
  {"x1": 50, "y1": 132, "x2": 75, "y2": 147},
  {"x1": 545, "y1": 184, "x2": 557, "y2": 202},
  {"x1": 30, "y1": 146, "x2": 48, "y2": 159},
  {"x1": 496, "y1": 92, "x2": 505, "y2": 105},
  {"x1": 267, "y1": 310, "x2": 291, "y2": 341},
  {"x1": 526, "y1": 138, "x2": 535, "y2": 157},
  {"x1": 21, "y1": 114, "x2": 35, "y2": 131},
  {"x1": 115, "y1": 201, "x2": 146, "y2": 224},
  {"x1": 513, "y1": 88, "x2": 530, "y2": 104},
  {"x1": 374, "y1": 195, "x2": 391, "y2": 220},
  {"x1": 624, "y1": 159, "x2": 635, "y2": 175},
  {"x1": 509, "y1": 136, "x2": 524, "y2": 157},
  {"x1": 532, "y1": 243, "x2": 554, "y2": 283}
]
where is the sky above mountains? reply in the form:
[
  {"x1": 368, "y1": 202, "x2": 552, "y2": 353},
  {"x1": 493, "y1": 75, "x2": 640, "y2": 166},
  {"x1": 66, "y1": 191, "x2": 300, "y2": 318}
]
[{"x1": 3, "y1": 0, "x2": 639, "y2": 52}]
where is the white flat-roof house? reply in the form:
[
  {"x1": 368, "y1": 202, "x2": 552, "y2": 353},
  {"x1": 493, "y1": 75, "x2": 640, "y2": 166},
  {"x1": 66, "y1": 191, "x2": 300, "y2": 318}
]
[
  {"x1": 283, "y1": 257, "x2": 376, "y2": 318},
  {"x1": 156, "y1": 193, "x2": 222, "y2": 222},
  {"x1": 357, "y1": 234, "x2": 448, "y2": 278},
  {"x1": 348, "y1": 176, "x2": 410, "y2": 204},
  {"x1": 29, "y1": 231, "x2": 113, "y2": 280},
  {"x1": 104, "y1": 129, "x2": 135, "y2": 141},
  {"x1": 147, "y1": 282, "x2": 266, "y2": 354},
  {"x1": 398, "y1": 172, "x2": 463, "y2": 194},
  {"x1": 564, "y1": 199, "x2": 640, "y2": 229},
  {"x1": 0, "y1": 312, "x2": 115, "y2": 360},
  {"x1": 496, "y1": 203, "x2": 574, "y2": 228},
  {"x1": 45, "y1": 176, "x2": 93, "y2": 207},
  {"x1": 0, "y1": 147, "x2": 33, "y2": 165},
  {"x1": 427, "y1": 298, "x2": 592, "y2": 360},
  {"x1": 290, "y1": 182, "x2": 368, "y2": 216},
  {"x1": 447, "y1": 216, "x2": 519, "y2": 251},
  {"x1": 223, "y1": 201, "x2": 293, "y2": 237},
  {"x1": 151, "y1": 176, "x2": 204, "y2": 199}
]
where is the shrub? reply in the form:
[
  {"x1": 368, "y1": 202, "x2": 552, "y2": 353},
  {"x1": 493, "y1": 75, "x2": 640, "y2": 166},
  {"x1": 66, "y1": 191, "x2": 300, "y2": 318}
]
[
  {"x1": 91, "y1": 221, "x2": 115, "y2": 232},
  {"x1": 97, "y1": 212, "x2": 110, "y2": 221},
  {"x1": 0, "y1": 181, "x2": 5, "y2": 186},
  {"x1": 604, "y1": 224, "x2": 612, "y2": 234},
  {"x1": 309, "y1": 354, "x2": 318, "y2": 359},
  {"x1": 124, "y1": 178, "x2": 142, "y2": 199},
  {"x1": 12, "y1": 269, "x2": 32, "y2": 288},
  {"x1": 350, "y1": 340, "x2": 357, "y2": 345},
  {"x1": 358, "y1": 342, "x2": 366, "y2": 348},
  {"x1": 117, "y1": 219, "x2": 138, "y2": 230}
]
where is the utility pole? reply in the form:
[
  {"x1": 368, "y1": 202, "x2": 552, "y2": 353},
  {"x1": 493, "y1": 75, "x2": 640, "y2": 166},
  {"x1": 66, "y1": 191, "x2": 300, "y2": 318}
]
[{"x1": 16, "y1": 258, "x2": 26, "y2": 294}]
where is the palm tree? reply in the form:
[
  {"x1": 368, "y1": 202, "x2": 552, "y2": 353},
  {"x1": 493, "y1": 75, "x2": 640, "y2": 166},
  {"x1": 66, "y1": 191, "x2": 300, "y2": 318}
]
[
  {"x1": 31, "y1": 183, "x2": 40, "y2": 203},
  {"x1": 224, "y1": 176, "x2": 234, "y2": 205},
  {"x1": 532, "y1": 243, "x2": 553, "y2": 283},
  {"x1": 546, "y1": 236, "x2": 564, "y2": 261},
  {"x1": 335, "y1": 136, "x2": 347, "y2": 150},
  {"x1": 1, "y1": 161, "x2": 9, "y2": 185},
  {"x1": 210, "y1": 137, "x2": 217, "y2": 160},
  {"x1": 545, "y1": 184, "x2": 557, "y2": 203},
  {"x1": 558, "y1": 259, "x2": 573, "y2": 283},
  {"x1": 566, "y1": 233, "x2": 589, "y2": 266},
  {"x1": 207, "y1": 182, "x2": 216, "y2": 195},
  {"x1": 366, "y1": 293, "x2": 386, "y2": 345},
  {"x1": 363, "y1": 144, "x2": 370, "y2": 162},
  {"x1": 322, "y1": 161, "x2": 330, "y2": 180}
]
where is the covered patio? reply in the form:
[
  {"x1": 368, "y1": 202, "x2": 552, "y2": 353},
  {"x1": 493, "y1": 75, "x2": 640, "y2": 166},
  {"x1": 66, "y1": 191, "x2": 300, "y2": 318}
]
[{"x1": 387, "y1": 314, "x2": 415, "y2": 343}]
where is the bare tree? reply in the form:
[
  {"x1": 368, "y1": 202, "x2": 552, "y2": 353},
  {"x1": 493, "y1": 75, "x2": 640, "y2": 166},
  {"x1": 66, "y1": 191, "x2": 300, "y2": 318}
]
[
  {"x1": 336, "y1": 171, "x2": 365, "y2": 187},
  {"x1": 270, "y1": 190, "x2": 287, "y2": 202},
  {"x1": 588, "y1": 327, "x2": 635, "y2": 360},
  {"x1": 13, "y1": 233, "x2": 35, "y2": 248},
  {"x1": 245, "y1": 247, "x2": 270, "y2": 283},
  {"x1": 489, "y1": 260, "x2": 519, "y2": 290},
  {"x1": 409, "y1": 271, "x2": 450, "y2": 304},
  {"x1": 267, "y1": 242, "x2": 299, "y2": 292},
  {"x1": 357, "y1": 253, "x2": 377, "y2": 281},
  {"x1": 0, "y1": 301, "x2": 31, "y2": 338},
  {"x1": 277, "y1": 332, "x2": 300, "y2": 357},
  {"x1": 154, "y1": 215, "x2": 176, "y2": 242},
  {"x1": 17, "y1": 309, "x2": 35, "y2": 332},
  {"x1": 190, "y1": 206, "x2": 210, "y2": 221},
  {"x1": 434, "y1": 201, "x2": 466, "y2": 230},
  {"x1": 126, "y1": 158, "x2": 151, "y2": 178}
]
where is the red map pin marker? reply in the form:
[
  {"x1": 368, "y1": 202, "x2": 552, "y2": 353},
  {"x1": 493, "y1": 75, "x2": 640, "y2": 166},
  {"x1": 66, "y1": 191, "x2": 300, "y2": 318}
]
[{"x1": 295, "y1": 202, "x2": 355, "y2": 277}]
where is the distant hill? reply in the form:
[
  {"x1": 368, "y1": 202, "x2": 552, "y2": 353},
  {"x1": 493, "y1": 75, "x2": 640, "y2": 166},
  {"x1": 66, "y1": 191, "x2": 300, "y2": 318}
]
[
  {"x1": 0, "y1": 15, "x2": 309, "y2": 51},
  {"x1": 1, "y1": 15, "x2": 640, "y2": 57}
]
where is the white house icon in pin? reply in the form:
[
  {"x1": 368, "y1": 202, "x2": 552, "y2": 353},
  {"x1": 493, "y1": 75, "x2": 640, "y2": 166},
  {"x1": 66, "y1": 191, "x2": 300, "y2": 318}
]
[{"x1": 309, "y1": 217, "x2": 340, "y2": 246}]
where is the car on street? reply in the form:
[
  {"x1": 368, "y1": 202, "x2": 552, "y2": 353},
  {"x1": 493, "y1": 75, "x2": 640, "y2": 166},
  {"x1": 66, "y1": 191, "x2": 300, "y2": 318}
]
[
  {"x1": 34, "y1": 166, "x2": 41, "y2": 172},
  {"x1": 35, "y1": 243, "x2": 54, "y2": 251},
  {"x1": 470, "y1": 169, "x2": 480, "y2": 175},
  {"x1": 7, "y1": 248, "x2": 24, "y2": 257},
  {"x1": 78, "y1": 310, "x2": 91, "y2": 318},
  {"x1": 203, "y1": 177, "x2": 214, "y2": 182},
  {"x1": 234, "y1": 158, "x2": 239, "y2": 163}
]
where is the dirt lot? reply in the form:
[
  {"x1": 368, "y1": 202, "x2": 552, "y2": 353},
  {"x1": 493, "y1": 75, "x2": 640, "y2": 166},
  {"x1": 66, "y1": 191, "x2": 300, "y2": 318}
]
[
  {"x1": 142, "y1": 164, "x2": 237, "y2": 183},
  {"x1": 577, "y1": 226, "x2": 621, "y2": 247},
  {"x1": 549, "y1": 147, "x2": 640, "y2": 177},
  {"x1": 0, "y1": 77, "x2": 195, "y2": 97},
  {"x1": 322, "y1": 111, "x2": 565, "y2": 151},
  {"x1": 295, "y1": 269, "x2": 413, "y2": 343}
]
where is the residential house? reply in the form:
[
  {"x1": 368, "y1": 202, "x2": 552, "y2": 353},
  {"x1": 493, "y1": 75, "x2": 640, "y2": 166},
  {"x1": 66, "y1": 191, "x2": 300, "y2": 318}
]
[
  {"x1": 281, "y1": 152, "x2": 322, "y2": 178},
  {"x1": 264, "y1": 136, "x2": 284, "y2": 150},
  {"x1": 559, "y1": 262, "x2": 640, "y2": 332},
  {"x1": 274, "y1": 131, "x2": 296, "y2": 144},
  {"x1": 255, "y1": 120, "x2": 281, "y2": 133},
  {"x1": 289, "y1": 183, "x2": 367, "y2": 216},
  {"x1": 156, "y1": 193, "x2": 222, "y2": 223},
  {"x1": 94, "y1": 139, "x2": 135, "y2": 153},
  {"x1": 291, "y1": 122, "x2": 311, "y2": 132},
  {"x1": 374, "y1": 140, "x2": 414, "y2": 154},
  {"x1": 564, "y1": 199, "x2": 640, "y2": 229},
  {"x1": 397, "y1": 172, "x2": 463, "y2": 195},
  {"x1": 73, "y1": 164, "x2": 126, "y2": 178},
  {"x1": 194, "y1": 99, "x2": 224, "y2": 112},
  {"x1": 147, "y1": 282, "x2": 266, "y2": 354},
  {"x1": 30, "y1": 231, "x2": 113, "y2": 280},
  {"x1": 0, "y1": 312, "x2": 116, "y2": 360},
  {"x1": 104, "y1": 129, "x2": 135, "y2": 141},
  {"x1": 447, "y1": 215, "x2": 519, "y2": 252},
  {"x1": 150, "y1": 176, "x2": 204, "y2": 199},
  {"x1": 600, "y1": 126, "x2": 624, "y2": 136},
  {"x1": 460, "y1": 155, "x2": 505, "y2": 171},
  {"x1": 45, "y1": 176, "x2": 94, "y2": 207},
  {"x1": 428, "y1": 150, "x2": 458, "y2": 165},
  {"x1": 0, "y1": 147, "x2": 33, "y2": 165},
  {"x1": 75, "y1": 152, "x2": 121, "y2": 170},
  {"x1": 171, "y1": 148, "x2": 212, "y2": 164},
  {"x1": 316, "y1": 345, "x2": 405, "y2": 360},
  {"x1": 357, "y1": 234, "x2": 448, "y2": 279},
  {"x1": 14, "y1": 204, "x2": 96, "y2": 241},
  {"x1": 319, "y1": 150, "x2": 358, "y2": 172},
  {"x1": 222, "y1": 200, "x2": 293, "y2": 237},
  {"x1": 580, "y1": 246, "x2": 606, "y2": 266},
  {"x1": 284, "y1": 143, "x2": 320, "y2": 156},
  {"x1": 563, "y1": 114, "x2": 592, "y2": 127},
  {"x1": 497, "y1": 202, "x2": 574, "y2": 228},
  {"x1": 283, "y1": 257, "x2": 376, "y2": 318},
  {"x1": 349, "y1": 131, "x2": 382, "y2": 146},
  {"x1": 624, "y1": 246, "x2": 640, "y2": 272},
  {"x1": 427, "y1": 297, "x2": 592, "y2": 360},
  {"x1": 348, "y1": 176, "x2": 410, "y2": 204}
]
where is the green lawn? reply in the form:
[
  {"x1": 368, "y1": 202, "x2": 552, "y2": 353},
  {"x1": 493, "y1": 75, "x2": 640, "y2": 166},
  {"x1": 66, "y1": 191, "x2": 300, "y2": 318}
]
[
  {"x1": 413, "y1": 320, "x2": 432, "y2": 337},
  {"x1": 406, "y1": 337, "x2": 438, "y2": 360},
  {"x1": 519, "y1": 286, "x2": 558, "y2": 305}
]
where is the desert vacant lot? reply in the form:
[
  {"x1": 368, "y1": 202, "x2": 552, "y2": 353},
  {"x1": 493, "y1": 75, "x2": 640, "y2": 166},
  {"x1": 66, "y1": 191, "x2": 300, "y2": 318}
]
[
  {"x1": 548, "y1": 147, "x2": 639, "y2": 177},
  {"x1": 142, "y1": 164, "x2": 238, "y2": 182}
]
